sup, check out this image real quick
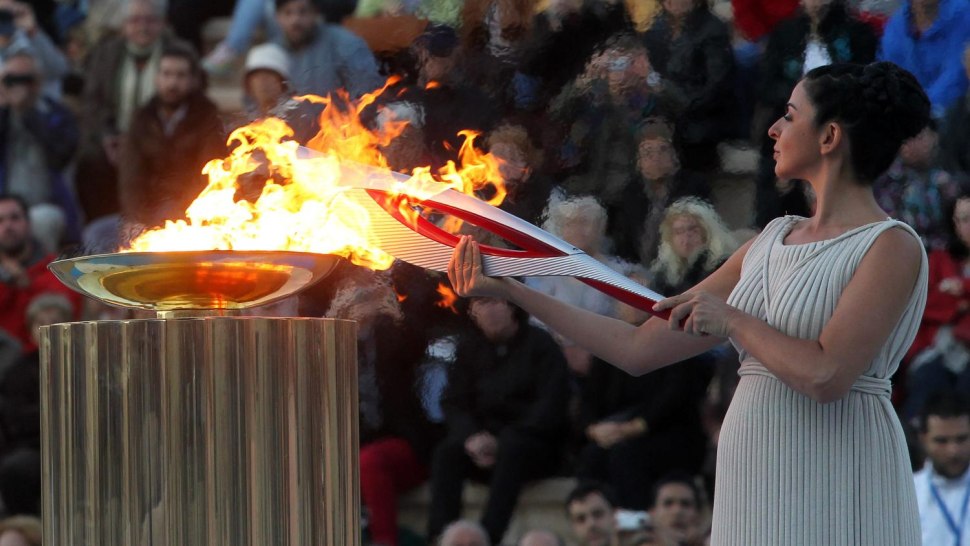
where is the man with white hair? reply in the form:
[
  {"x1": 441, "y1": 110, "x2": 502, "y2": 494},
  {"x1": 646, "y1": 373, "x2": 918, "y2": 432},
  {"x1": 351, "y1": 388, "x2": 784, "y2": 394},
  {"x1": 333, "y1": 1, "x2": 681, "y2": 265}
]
[{"x1": 76, "y1": 0, "x2": 192, "y2": 224}]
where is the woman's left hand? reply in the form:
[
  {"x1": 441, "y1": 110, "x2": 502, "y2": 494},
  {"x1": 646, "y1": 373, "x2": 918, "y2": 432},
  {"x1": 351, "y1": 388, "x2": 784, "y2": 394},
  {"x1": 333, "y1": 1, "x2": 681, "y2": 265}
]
[{"x1": 653, "y1": 291, "x2": 740, "y2": 338}]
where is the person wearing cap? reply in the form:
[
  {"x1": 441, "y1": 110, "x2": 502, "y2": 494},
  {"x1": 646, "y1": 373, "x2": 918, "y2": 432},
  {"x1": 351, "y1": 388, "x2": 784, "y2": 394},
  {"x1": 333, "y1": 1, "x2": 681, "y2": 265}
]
[
  {"x1": 243, "y1": 42, "x2": 292, "y2": 118},
  {"x1": 235, "y1": 41, "x2": 324, "y2": 146},
  {"x1": 0, "y1": 0, "x2": 67, "y2": 101},
  {"x1": 273, "y1": 0, "x2": 383, "y2": 99}
]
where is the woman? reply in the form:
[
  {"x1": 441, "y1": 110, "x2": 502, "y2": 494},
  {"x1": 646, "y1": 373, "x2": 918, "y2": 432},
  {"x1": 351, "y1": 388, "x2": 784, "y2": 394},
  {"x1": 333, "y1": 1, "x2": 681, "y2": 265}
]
[
  {"x1": 448, "y1": 61, "x2": 930, "y2": 543},
  {"x1": 649, "y1": 197, "x2": 737, "y2": 296},
  {"x1": 753, "y1": 0, "x2": 877, "y2": 226}
]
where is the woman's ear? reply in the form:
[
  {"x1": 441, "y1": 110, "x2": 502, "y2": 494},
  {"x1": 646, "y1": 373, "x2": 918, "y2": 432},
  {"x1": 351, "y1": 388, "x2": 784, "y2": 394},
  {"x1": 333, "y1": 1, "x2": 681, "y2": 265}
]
[{"x1": 818, "y1": 121, "x2": 843, "y2": 155}]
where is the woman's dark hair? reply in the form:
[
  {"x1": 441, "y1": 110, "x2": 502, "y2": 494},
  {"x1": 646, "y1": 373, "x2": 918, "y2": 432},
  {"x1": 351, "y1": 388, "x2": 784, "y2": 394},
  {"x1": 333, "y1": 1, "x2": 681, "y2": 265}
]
[
  {"x1": 802, "y1": 62, "x2": 930, "y2": 184},
  {"x1": 944, "y1": 184, "x2": 970, "y2": 260}
]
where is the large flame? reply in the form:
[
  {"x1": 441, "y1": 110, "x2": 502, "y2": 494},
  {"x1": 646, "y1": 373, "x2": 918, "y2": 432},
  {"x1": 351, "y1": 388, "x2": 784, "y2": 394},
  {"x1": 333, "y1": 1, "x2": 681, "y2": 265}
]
[{"x1": 124, "y1": 82, "x2": 507, "y2": 270}]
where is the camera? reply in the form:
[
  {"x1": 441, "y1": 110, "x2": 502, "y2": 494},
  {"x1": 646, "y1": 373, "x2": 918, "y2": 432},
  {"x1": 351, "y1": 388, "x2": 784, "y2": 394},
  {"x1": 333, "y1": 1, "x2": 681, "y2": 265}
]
[{"x1": 615, "y1": 509, "x2": 651, "y2": 531}]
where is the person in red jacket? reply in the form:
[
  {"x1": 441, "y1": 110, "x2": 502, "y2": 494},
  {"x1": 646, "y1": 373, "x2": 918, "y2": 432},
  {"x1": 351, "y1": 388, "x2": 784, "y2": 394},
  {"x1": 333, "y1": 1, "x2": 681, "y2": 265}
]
[
  {"x1": 731, "y1": 0, "x2": 799, "y2": 41},
  {"x1": 0, "y1": 194, "x2": 81, "y2": 352},
  {"x1": 904, "y1": 188, "x2": 970, "y2": 418}
]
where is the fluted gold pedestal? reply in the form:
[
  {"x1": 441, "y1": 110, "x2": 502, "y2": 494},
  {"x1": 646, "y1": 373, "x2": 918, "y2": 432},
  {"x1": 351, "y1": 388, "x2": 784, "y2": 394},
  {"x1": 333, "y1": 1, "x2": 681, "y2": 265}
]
[{"x1": 40, "y1": 317, "x2": 359, "y2": 546}]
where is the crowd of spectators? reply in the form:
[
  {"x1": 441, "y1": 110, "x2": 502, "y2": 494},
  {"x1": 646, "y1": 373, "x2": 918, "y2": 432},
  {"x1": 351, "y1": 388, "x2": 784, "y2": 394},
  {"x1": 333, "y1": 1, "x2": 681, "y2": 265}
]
[{"x1": 0, "y1": 0, "x2": 968, "y2": 544}]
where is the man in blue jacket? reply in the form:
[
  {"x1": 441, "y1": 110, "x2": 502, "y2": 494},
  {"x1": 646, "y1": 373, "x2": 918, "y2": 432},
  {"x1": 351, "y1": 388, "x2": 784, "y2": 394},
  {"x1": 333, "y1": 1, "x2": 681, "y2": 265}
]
[
  {"x1": 879, "y1": 0, "x2": 970, "y2": 118},
  {"x1": 274, "y1": 0, "x2": 383, "y2": 99}
]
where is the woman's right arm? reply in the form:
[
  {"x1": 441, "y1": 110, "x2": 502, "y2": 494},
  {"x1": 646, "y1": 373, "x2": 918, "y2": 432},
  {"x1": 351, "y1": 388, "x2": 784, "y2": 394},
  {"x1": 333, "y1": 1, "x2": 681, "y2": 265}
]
[{"x1": 448, "y1": 236, "x2": 753, "y2": 376}]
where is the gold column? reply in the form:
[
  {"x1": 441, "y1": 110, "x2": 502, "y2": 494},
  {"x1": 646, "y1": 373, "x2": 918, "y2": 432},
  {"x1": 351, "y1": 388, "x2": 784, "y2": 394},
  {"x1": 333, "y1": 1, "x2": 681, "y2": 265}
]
[{"x1": 40, "y1": 317, "x2": 359, "y2": 546}]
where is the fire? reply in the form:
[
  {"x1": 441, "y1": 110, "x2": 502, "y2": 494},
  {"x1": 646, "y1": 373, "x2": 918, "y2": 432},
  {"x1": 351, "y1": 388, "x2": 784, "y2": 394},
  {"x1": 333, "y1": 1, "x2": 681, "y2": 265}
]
[
  {"x1": 124, "y1": 81, "x2": 509, "y2": 271},
  {"x1": 435, "y1": 282, "x2": 459, "y2": 314}
]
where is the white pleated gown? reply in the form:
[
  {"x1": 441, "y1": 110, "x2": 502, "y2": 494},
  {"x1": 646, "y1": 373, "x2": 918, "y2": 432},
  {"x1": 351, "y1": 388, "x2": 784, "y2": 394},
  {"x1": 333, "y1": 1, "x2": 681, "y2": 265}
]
[{"x1": 713, "y1": 216, "x2": 926, "y2": 545}]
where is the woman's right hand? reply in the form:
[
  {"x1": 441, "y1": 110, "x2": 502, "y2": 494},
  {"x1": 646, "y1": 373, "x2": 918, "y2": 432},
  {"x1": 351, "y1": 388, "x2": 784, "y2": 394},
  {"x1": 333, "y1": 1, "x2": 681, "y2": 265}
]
[{"x1": 447, "y1": 235, "x2": 510, "y2": 299}]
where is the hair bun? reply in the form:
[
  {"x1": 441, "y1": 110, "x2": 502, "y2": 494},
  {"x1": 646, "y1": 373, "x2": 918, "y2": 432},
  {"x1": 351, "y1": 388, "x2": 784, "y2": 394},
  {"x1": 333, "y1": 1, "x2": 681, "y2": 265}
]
[
  {"x1": 802, "y1": 61, "x2": 931, "y2": 182},
  {"x1": 859, "y1": 62, "x2": 930, "y2": 142}
]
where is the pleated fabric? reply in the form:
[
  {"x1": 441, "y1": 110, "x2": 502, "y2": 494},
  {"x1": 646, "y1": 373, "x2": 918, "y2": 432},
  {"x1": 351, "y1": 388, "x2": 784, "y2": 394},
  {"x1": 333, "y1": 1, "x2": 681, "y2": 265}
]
[{"x1": 712, "y1": 216, "x2": 927, "y2": 546}]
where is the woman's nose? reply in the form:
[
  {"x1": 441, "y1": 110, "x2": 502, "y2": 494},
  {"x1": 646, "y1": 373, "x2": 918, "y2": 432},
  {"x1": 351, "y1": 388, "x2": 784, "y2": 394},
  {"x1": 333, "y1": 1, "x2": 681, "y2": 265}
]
[{"x1": 768, "y1": 120, "x2": 781, "y2": 140}]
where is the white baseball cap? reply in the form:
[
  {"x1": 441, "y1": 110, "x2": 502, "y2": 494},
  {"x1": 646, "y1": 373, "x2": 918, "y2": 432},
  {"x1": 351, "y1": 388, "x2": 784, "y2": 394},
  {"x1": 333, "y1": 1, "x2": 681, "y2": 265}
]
[{"x1": 244, "y1": 43, "x2": 292, "y2": 81}]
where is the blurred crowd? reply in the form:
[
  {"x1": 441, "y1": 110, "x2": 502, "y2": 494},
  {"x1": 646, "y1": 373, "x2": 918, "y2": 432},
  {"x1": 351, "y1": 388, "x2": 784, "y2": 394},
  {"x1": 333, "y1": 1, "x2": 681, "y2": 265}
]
[{"x1": 0, "y1": 0, "x2": 968, "y2": 544}]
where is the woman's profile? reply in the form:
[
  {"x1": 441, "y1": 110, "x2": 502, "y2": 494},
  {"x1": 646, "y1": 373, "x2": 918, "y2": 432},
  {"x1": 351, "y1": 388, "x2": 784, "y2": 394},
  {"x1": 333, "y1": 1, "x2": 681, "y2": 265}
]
[{"x1": 448, "y1": 61, "x2": 931, "y2": 544}]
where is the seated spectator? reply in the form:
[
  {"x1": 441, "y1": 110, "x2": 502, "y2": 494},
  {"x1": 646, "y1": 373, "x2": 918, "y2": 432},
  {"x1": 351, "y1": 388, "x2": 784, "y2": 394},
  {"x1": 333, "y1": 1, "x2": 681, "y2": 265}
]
[
  {"x1": 527, "y1": 194, "x2": 643, "y2": 375},
  {"x1": 550, "y1": 36, "x2": 669, "y2": 206},
  {"x1": 77, "y1": 0, "x2": 189, "y2": 225},
  {"x1": 518, "y1": 529, "x2": 565, "y2": 546},
  {"x1": 488, "y1": 123, "x2": 552, "y2": 225},
  {"x1": 0, "y1": 515, "x2": 40, "y2": 546},
  {"x1": 372, "y1": 101, "x2": 432, "y2": 174},
  {"x1": 649, "y1": 197, "x2": 737, "y2": 296},
  {"x1": 0, "y1": 194, "x2": 80, "y2": 351},
  {"x1": 878, "y1": 0, "x2": 970, "y2": 119},
  {"x1": 576, "y1": 331, "x2": 712, "y2": 510},
  {"x1": 0, "y1": 292, "x2": 73, "y2": 517},
  {"x1": 458, "y1": 0, "x2": 535, "y2": 114},
  {"x1": 913, "y1": 391, "x2": 970, "y2": 546},
  {"x1": 875, "y1": 120, "x2": 966, "y2": 252},
  {"x1": 756, "y1": 0, "x2": 878, "y2": 139},
  {"x1": 241, "y1": 42, "x2": 293, "y2": 119},
  {"x1": 440, "y1": 520, "x2": 491, "y2": 546},
  {"x1": 519, "y1": 0, "x2": 633, "y2": 113},
  {"x1": 0, "y1": 0, "x2": 68, "y2": 100},
  {"x1": 902, "y1": 188, "x2": 970, "y2": 417},
  {"x1": 649, "y1": 474, "x2": 705, "y2": 546},
  {"x1": 325, "y1": 272, "x2": 442, "y2": 546},
  {"x1": 607, "y1": 119, "x2": 710, "y2": 267},
  {"x1": 849, "y1": 0, "x2": 902, "y2": 31},
  {"x1": 354, "y1": 0, "x2": 463, "y2": 27},
  {"x1": 0, "y1": 50, "x2": 80, "y2": 248},
  {"x1": 940, "y1": 43, "x2": 970, "y2": 177},
  {"x1": 753, "y1": 0, "x2": 877, "y2": 227},
  {"x1": 731, "y1": 0, "x2": 799, "y2": 42},
  {"x1": 166, "y1": 0, "x2": 234, "y2": 53},
  {"x1": 642, "y1": 0, "x2": 736, "y2": 172},
  {"x1": 395, "y1": 24, "x2": 498, "y2": 171},
  {"x1": 427, "y1": 297, "x2": 570, "y2": 544},
  {"x1": 203, "y1": 0, "x2": 282, "y2": 75},
  {"x1": 565, "y1": 480, "x2": 621, "y2": 546},
  {"x1": 118, "y1": 43, "x2": 226, "y2": 229},
  {"x1": 273, "y1": 0, "x2": 383, "y2": 98}
]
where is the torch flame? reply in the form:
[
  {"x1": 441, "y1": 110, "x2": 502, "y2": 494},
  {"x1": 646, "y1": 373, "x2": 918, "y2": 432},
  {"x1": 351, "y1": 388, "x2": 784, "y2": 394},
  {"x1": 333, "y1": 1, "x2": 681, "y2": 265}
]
[
  {"x1": 124, "y1": 81, "x2": 509, "y2": 271},
  {"x1": 435, "y1": 282, "x2": 459, "y2": 314}
]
